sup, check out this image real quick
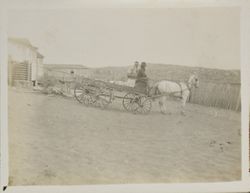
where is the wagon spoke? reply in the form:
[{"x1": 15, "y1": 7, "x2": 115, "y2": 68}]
[
  {"x1": 74, "y1": 86, "x2": 86, "y2": 103},
  {"x1": 83, "y1": 94, "x2": 93, "y2": 106},
  {"x1": 123, "y1": 93, "x2": 139, "y2": 112},
  {"x1": 135, "y1": 96, "x2": 152, "y2": 114}
]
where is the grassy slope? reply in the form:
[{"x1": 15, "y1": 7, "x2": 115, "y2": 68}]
[{"x1": 89, "y1": 64, "x2": 240, "y2": 84}]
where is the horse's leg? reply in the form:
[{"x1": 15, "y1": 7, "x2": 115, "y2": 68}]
[
  {"x1": 180, "y1": 91, "x2": 189, "y2": 115},
  {"x1": 159, "y1": 96, "x2": 167, "y2": 114}
]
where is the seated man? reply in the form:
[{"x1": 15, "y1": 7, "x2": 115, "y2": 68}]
[{"x1": 134, "y1": 62, "x2": 148, "y2": 93}]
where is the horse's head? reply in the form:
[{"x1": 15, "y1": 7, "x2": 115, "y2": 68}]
[{"x1": 188, "y1": 74, "x2": 199, "y2": 88}]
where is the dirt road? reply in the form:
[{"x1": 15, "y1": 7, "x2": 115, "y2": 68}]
[{"x1": 8, "y1": 88, "x2": 241, "y2": 185}]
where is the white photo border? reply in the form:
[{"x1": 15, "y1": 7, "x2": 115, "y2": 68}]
[{"x1": 1, "y1": 0, "x2": 250, "y2": 192}]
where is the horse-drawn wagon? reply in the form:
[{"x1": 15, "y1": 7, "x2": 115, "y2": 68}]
[
  {"x1": 74, "y1": 77, "x2": 153, "y2": 114},
  {"x1": 74, "y1": 74, "x2": 199, "y2": 115}
]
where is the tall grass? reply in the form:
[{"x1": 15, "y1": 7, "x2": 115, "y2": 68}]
[{"x1": 189, "y1": 82, "x2": 241, "y2": 111}]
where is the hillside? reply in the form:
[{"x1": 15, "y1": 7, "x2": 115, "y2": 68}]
[{"x1": 89, "y1": 64, "x2": 240, "y2": 84}]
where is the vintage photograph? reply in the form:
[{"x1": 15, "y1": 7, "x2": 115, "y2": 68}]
[{"x1": 7, "y1": 7, "x2": 241, "y2": 185}]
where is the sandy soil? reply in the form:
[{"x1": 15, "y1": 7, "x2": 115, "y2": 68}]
[{"x1": 8, "y1": 88, "x2": 241, "y2": 185}]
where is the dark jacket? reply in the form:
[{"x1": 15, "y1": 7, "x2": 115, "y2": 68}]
[
  {"x1": 135, "y1": 68, "x2": 148, "y2": 93},
  {"x1": 136, "y1": 68, "x2": 147, "y2": 82}
]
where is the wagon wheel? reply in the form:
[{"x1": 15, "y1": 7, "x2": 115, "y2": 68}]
[
  {"x1": 122, "y1": 93, "x2": 140, "y2": 112},
  {"x1": 90, "y1": 87, "x2": 111, "y2": 109},
  {"x1": 74, "y1": 83, "x2": 86, "y2": 103},
  {"x1": 83, "y1": 93, "x2": 95, "y2": 106},
  {"x1": 134, "y1": 96, "x2": 152, "y2": 114},
  {"x1": 91, "y1": 80, "x2": 112, "y2": 108},
  {"x1": 91, "y1": 94, "x2": 110, "y2": 109},
  {"x1": 74, "y1": 83, "x2": 94, "y2": 106}
]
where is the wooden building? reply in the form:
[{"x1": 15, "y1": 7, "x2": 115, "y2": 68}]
[{"x1": 8, "y1": 37, "x2": 44, "y2": 87}]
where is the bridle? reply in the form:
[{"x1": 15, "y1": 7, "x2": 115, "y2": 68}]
[
  {"x1": 187, "y1": 76, "x2": 199, "y2": 89},
  {"x1": 178, "y1": 76, "x2": 198, "y2": 96},
  {"x1": 177, "y1": 82, "x2": 189, "y2": 97}
]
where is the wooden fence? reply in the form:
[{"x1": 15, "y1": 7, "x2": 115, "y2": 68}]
[{"x1": 189, "y1": 81, "x2": 241, "y2": 111}]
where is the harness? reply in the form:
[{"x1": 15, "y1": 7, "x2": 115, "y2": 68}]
[{"x1": 177, "y1": 81, "x2": 191, "y2": 97}]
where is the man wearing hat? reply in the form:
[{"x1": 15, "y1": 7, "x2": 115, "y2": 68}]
[
  {"x1": 127, "y1": 61, "x2": 139, "y2": 78},
  {"x1": 135, "y1": 62, "x2": 148, "y2": 93}
]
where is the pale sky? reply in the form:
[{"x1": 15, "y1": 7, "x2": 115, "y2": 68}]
[{"x1": 7, "y1": 7, "x2": 240, "y2": 69}]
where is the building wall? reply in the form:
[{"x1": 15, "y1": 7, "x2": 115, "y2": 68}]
[
  {"x1": 8, "y1": 40, "x2": 44, "y2": 86},
  {"x1": 37, "y1": 58, "x2": 44, "y2": 79},
  {"x1": 31, "y1": 51, "x2": 37, "y2": 81}
]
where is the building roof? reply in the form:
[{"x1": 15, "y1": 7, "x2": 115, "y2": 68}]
[
  {"x1": 37, "y1": 52, "x2": 44, "y2": 59},
  {"x1": 9, "y1": 37, "x2": 44, "y2": 58},
  {"x1": 44, "y1": 64, "x2": 88, "y2": 69},
  {"x1": 9, "y1": 37, "x2": 34, "y2": 49}
]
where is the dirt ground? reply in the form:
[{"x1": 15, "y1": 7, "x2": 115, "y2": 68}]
[{"x1": 8, "y1": 88, "x2": 241, "y2": 185}]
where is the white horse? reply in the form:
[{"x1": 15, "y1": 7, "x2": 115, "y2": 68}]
[{"x1": 151, "y1": 74, "x2": 199, "y2": 115}]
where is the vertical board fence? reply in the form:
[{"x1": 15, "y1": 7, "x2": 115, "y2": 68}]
[{"x1": 189, "y1": 81, "x2": 241, "y2": 111}]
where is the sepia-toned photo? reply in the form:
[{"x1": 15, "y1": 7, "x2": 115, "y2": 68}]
[{"x1": 6, "y1": 5, "x2": 242, "y2": 186}]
